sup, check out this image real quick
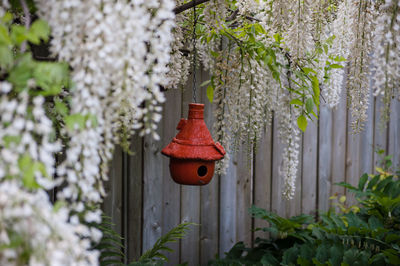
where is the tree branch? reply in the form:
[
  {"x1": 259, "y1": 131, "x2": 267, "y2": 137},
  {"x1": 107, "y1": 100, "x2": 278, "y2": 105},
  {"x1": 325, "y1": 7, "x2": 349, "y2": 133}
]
[{"x1": 173, "y1": 0, "x2": 211, "y2": 15}]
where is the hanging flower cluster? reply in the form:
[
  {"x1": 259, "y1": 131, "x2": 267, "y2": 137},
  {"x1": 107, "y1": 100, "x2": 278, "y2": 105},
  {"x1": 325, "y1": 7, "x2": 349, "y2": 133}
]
[
  {"x1": 0, "y1": 0, "x2": 175, "y2": 263},
  {"x1": 0, "y1": 79, "x2": 100, "y2": 263},
  {"x1": 34, "y1": 0, "x2": 175, "y2": 219},
  {"x1": 346, "y1": 0, "x2": 377, "y2": 132},
  {"x1": 371, "y1": 0, "x2": 400, "y2": 124},
  {"x1": 194, "y1": 0, "x2": 328, "y2": 194},
  {"x1": 0, "y1": 86, "x2": 60, "y2": 189},
  {"x1": 0, "y1": 180, "x2": 98, "y2": 265},
  {"x1": 169, "y1": 0, "x2": 399, "y2": 199}
]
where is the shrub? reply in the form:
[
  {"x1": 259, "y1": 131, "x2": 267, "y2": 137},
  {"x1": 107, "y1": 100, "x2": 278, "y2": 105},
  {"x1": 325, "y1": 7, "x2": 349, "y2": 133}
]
[{"x1": 209, "y1": 163, "x2": 400, "y2": 265}]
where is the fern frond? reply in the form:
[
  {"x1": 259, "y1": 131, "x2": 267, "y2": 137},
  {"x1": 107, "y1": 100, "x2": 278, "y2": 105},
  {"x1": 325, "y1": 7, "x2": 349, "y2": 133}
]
[
  {"x1": 138, "y1": 222, "x2": 195, "y2": 262},
  {"x1": 93, "y1": 214, "x2": 125, "y2": 266}
]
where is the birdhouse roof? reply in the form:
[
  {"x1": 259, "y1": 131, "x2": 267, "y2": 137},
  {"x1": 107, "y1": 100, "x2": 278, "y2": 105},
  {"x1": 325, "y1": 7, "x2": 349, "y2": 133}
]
[{"x1": 161, "y1": 103, "x2": 225, "y2": 161}]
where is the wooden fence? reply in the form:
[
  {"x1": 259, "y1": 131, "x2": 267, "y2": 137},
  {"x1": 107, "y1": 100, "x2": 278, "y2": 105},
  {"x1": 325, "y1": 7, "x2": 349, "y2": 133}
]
[{"x1": 102, "y1": 69, "x2": 400, "y2": 265}]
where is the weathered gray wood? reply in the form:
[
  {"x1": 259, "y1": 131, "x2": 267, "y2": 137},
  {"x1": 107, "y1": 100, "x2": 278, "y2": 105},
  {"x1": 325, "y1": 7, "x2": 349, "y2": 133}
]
[
  {"x1": 271, "y1": 114, "x2": 287, "y2": 217},
  {"x1": 388, "y1": 99, "x2": 400, "y2": 170},
  {"x1": 346, "y1": 107, "x2": 361, "y2": 206},
  {"x1": 126, "y1": 134, "x2": 143, "y2": 262},
  {"x1": 236, "y1": 143, "x2": 253, "y2": 246},
  {"x1": 219, "y1": 149, "x2": 237, "y2": 255},
  {"x1": 103, "y1": 146, "x2": 123, "y2": 235},
  {"x1": 318, "y1": 104, "x2": 332, "y2": 212},
  {"x1": 180, "y1": 73, "x2": 200, "y2": 265},
  {"x1": 330, "y1": 89, "x2": 347, "y2": 199},
  {"x1": 373, "y1": 96, "x2": 388, "y2": 167},
  {"x1": 161, "y1": 88, "x2": 182, "y2": 265},
  {"x1": 199, "y1": 69, "x2": 220, "y2": 265},
  {"x1": 142, "y1": 122, "x2": 164, "y2": 252},
  {"x1": 253, "y1": 124, "x2": 272, "y2": 240},
  {"x1": 302, "y1": 118, "x2": 317, "y2": 216},
  {"x1": 359, "y1": 89, "x2": 374, "y2": 175}
]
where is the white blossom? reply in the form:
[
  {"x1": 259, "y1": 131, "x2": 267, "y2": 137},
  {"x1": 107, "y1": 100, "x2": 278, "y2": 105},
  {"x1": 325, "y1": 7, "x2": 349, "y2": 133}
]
[
  {"x1": 34, "y1": 0, "x2": 175, "y2": 224},
  {"x1": 0, "y1": 180, "x2": 98, "y2": 266}
]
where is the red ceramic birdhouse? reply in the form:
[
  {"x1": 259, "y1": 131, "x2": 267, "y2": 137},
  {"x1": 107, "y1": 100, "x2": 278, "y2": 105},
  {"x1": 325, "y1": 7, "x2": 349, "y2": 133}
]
[{"x1": 161, "y1": 103, "x2": 225, "y2": 185}]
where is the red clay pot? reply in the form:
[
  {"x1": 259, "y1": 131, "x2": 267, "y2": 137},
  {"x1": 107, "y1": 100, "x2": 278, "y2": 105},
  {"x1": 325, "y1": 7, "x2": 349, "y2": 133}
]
[{"x1": 161, "y1": 103, "x2": 225, "y2": 185}]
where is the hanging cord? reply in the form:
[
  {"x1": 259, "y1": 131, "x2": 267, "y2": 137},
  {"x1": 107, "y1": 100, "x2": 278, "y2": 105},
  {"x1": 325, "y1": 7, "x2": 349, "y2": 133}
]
[{"x1": 192, "y1": 0, "x2": 198, "y2": 103}]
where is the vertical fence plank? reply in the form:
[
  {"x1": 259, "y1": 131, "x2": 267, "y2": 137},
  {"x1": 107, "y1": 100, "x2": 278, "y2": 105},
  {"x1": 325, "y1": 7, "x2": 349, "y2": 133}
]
[
  {"x1": 388, "y1": 99, "x2": 400, "y2": 170},
  {"x1": 359, "y1": 89, "x2": 374, "y2": 175},
  {"x1": 271, "y1": 115, "x2": 287, "y2": 217},
  {"x1": 161, "y1": 89, "x2": 183, "y2": 265},
  {"x1": 142, "y1": 122, "x2": 164, "y2": 252},
  {"x1": 103, "y1": 146, "x2": 123, "y2": 236},
  {"x1": 373, "y1": 96, "x2": 388, "y2": 167},
  {"x1": 200, "y1": 69, "x2": 220, "y2": 265},
  {"x1": 253, "y1": 124, "x2": 272, "y2": 240},
  {"x1": 180, "y1": 75, "x2": 200, "y2": 265},
  {"x1": 219, "y1": 150, "x2": 238, "y2": 255},
  {"x1": 236, "y1": 144, "x2": 253, "y2": 247},
  {"x1": 126, "y1": 135, "x2": 143, "y2": 262},
  {"x1": 318, "y1": 104, "x2": 332, "y2": 212},
  {"x1": 330, "y1": 89, "x2": 347, "y2": 199},
  {"x1": 346, "y1": 109, "x2": 361, "y2": 205},
  {"x1": 302, "y1": 119, "x2": 318, "y2": 216}
]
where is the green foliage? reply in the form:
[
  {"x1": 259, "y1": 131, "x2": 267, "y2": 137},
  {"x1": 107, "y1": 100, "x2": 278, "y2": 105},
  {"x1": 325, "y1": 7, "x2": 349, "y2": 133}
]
[
  {"x1": 0, "y1": 11, "x2": 70, "y2": 95},
  {"x1": 195, "y1": 6, "x2": 335, "y2": 131},
  {"x1": 94, "y1": 215, "x2": 194, "y2": 266},
  {"x1": 94, "y1": 215, "x2": 125, "y2": 266},
  {"x1": 133, "y1": 222, "x2": 195, "y2": 265},
  {"x1": 209, "y1": 160, "x2": 400, "y2": 265}
]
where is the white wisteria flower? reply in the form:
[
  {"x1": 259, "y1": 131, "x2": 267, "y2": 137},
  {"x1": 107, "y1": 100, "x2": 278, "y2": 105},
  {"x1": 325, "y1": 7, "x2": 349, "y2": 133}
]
[
  {"x1": 34, "y1": 0, "x2": 175, "y2": 225},
  {"x1": 0, "y1": 180, "x2": 99, "y2": 266}
]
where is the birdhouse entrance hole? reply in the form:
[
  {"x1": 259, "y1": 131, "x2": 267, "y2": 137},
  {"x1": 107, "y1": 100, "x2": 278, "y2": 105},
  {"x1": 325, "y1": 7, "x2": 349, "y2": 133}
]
[
  {"x1": 161, "y1": 103, "x2": 226, "y2": 185},
  {"x1": 197, "y1": 165, "x2": 207, "y2": 177}
]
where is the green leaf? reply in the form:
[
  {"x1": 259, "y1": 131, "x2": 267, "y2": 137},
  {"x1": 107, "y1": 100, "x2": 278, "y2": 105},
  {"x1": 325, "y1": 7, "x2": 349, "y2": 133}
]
[
  {"x1": 382, "y1": 249, "x2": 400, "y2": 265},
  {"x1": 305, "y1": 98, "x2": 314, "y2": 113},
  {"x1": 302, "y1": 67, "x2": 317, "y2": 75},
  {"x1": 323, "y1": 44, "x2": 328, "y2": 54},
  {"x1": 210, "y1": 50, "x2": 219, "y2": 58},
  {"x1": 0, "y1": 24, "x2": 11, "y2": 45},
  {"x1": 330, "y1": 64, "x2": 343, "y2": 69},
  {"x1": 200, "y1": 80, "x2": 210, "y2": 87},
  {"x1": 1, "y1": 12, "x2": 13, "y2": 23},
  {"x1": 333, "y1": 56, "x2": 347, "y2": 62},
  {"x1": 207, "y1": 85, "x2": 214, "y2": 103},
  {"x1": 311, "y1": 76, "x2": 320, "y2": 110},
  {"x1": 282, "y1": 246, "x2": 299, "y2": 264},
  {"x1": 358, "y1": 173, "x2": 369, "y2": 190},
  {"x1": 0, "y1": 44, "x2": 13, "y2": 69},
  {"x1": 18, "y1": 154, "x2": 42, "y2": 189},
  {"x1": 55, "y1": 99, "x2": 69, "y2": 117},
  {"x1": 290, "y1": 98, "x2": 303, "y2": 106},
  {"x1": 3, "y1": 135, "x2": 21, "y2": 148},
  {"x1": 368, "y1": 216, "x2": 383, "y2": 230},
  {"x1": 27, "y1": 19, "x2": 50, "y2": 44},
  {"x1": 367, "y1": 175, "x2": 380, "y2": 189},
  {"x1": 53, "y1": 201, "x2": 66, "y2": 212},
  {"x1": 11, "y1": 25, "x2": 28, "y2": 45},
  {"x1": 385, "y1": 234, "x2": 400, "y2": 243},
  {"x1": 297, "y1": 115, "x2": 308, "y2": 132},
  {"x1": 65, "y1": 114, "x2": 86, "y2": 131},
  {"x1": 7, "y1": 53, "x2": 35, "y2": 89},
  {"x1": 33, "y1": 62, "x2": 69, "y2": 96}
]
